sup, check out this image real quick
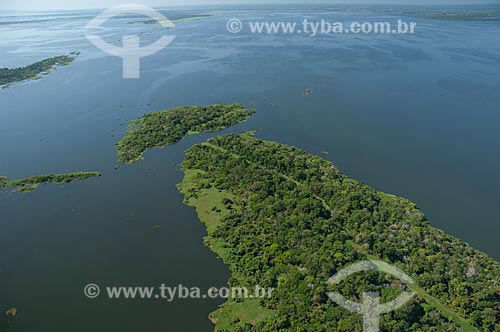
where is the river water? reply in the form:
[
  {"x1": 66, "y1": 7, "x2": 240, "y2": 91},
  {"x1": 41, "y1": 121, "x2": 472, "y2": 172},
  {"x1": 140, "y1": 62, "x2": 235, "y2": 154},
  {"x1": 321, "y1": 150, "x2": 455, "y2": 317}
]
[{"x1": 0, "y1": 4, "x2": 499, "y2": 331}]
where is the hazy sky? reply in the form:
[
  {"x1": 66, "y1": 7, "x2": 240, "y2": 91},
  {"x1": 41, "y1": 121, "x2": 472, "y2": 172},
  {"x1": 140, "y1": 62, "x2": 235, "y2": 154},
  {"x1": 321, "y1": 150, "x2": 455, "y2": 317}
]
[{"x1": 0, "y1": 0, "x2": 497, "y2": 11}]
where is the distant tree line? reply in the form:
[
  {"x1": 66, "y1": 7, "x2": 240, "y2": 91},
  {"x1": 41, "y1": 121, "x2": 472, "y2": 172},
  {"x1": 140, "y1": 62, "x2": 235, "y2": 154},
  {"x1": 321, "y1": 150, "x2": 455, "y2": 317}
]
[{"x1": 0, "y1": 53, "x2": 78, "y2": 86}]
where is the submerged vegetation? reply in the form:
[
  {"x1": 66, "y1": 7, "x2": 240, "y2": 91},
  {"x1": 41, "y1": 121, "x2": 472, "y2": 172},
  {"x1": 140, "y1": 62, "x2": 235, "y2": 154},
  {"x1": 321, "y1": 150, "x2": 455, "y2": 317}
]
[
  {"x1": 0, "y1": 172, "x2": 101, "y2": 193},
  {"x1": 299, "y1": 88, "x2": 313, "y2": 96},
  {"x1": 179, "y1": 133, "x2": 500, "y2": 332},
  {"x1": 0, "y1": 52, "x2": 79, "y2": 87},
  {"x1": 115, "y1": 103, "x2": 255, "y2": 164}
]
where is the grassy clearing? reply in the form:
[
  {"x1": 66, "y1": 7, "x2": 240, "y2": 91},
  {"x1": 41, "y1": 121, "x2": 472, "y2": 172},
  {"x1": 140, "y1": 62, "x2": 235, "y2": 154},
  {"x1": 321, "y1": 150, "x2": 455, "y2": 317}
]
[
  {"x1": 179, "y1": 168, "x2": 275, "y2": 329},
  {"x1": 178, "y1": 168, "x2": 235, "y2": 260},
  {"x1": 210, "y1": 299, "x2": 275, "y2": 331}
]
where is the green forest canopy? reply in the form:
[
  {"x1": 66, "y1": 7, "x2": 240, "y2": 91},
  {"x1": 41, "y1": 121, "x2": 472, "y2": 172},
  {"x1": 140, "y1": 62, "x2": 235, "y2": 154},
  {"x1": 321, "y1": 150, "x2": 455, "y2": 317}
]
[
  {"x1": 115, "y1": 103, "x2": 256, "y2": 164},
  {"x1": 0, "y1": 53, "x2": 79, "y2": 87},
  {"x1": 0, "y1": 172, "x2": 101, "y2": 193},
  {"x1": 179, "y1": 133, "x2": 500, "y2": 332}
]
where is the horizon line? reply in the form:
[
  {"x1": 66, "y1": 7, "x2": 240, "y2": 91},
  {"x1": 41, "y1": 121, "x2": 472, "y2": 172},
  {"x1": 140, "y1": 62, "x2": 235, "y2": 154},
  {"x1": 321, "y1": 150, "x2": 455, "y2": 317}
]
[{"x1": 1, "y1": 1, "x2": 499, "y2": 13}]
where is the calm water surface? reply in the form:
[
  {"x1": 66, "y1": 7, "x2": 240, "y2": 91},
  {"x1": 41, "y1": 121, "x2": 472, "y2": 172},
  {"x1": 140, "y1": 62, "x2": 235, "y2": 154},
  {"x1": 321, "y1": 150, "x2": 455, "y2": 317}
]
[{"x1": 0, "y1": 5, "x2": 499, "y2": 331}]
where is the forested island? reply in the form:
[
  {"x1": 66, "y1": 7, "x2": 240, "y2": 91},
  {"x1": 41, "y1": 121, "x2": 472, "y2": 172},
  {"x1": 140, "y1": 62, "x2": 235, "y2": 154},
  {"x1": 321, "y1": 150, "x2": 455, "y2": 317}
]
[
  {"x1": 0, "y1": 172, "x2": 101, "y2": 193},
  {"x1": 0, "y1": 52, "x2": 79, "y2": 88},
  {"x1": 115, "y1": 103, "x2": 255, "y2": 164},
  {"x1": 179, "y1": 133, "x2": 500, "y2": 332}
]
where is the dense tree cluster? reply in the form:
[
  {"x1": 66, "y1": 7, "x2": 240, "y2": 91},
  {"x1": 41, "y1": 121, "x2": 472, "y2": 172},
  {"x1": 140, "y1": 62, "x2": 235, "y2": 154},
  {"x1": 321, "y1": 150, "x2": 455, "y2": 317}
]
[
  {"x1": 0, "y1": 53, "x2": 78, "y2": 86},
  {"x1": 180, "y1": 134, "x2": 500, "y2": 332},
  {"x1": 115, "y1": 103, "x2": 255, "y2": 164},
  {"x1": 0, "y1": 172, "x2": 101, "y2": 193}
]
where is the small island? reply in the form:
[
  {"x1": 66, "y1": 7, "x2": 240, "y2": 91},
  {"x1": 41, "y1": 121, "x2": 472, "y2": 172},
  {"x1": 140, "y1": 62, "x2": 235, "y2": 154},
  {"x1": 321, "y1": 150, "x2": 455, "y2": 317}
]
[
  {"x1": 299, "y1": 88, "x2": 313, "y2": 96},
  {"x1": 179, "y1": 133, "x2": 499, "y2": 332},
  {"x1": 0, "y1": 171, "x2": 101, "y2": 193},
  {"x1": 128, "y1": 14, "x2": 213, "y2": 25},
  {"x1": 116, "y1": 103, "x2": 255, "y2": 164},
  {"x1": 4, "y1": 308, "x2": 17, "y2": 317},
  {"x1": 0, "y1": 52, "x2": 79, "y2": 88}
]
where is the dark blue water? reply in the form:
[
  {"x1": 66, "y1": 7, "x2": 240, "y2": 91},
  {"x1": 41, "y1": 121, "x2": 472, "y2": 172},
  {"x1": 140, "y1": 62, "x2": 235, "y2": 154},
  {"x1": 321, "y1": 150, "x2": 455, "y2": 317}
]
[{"x1": 0, "y1": 4, "x2": 499, "y2": 332}]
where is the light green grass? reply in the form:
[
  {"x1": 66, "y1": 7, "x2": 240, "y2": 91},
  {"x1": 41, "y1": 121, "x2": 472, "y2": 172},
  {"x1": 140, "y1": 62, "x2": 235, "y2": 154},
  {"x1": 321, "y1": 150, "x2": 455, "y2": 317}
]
[
  {"x1": 179, "y1": 169, "x2": 275, "y2": 329},
  {"x1": 210, "y1": 299, "x2": 274, "y2": 331},
  {"x1": 178, "y1": 168, "x2": 235, "y2": 260}
]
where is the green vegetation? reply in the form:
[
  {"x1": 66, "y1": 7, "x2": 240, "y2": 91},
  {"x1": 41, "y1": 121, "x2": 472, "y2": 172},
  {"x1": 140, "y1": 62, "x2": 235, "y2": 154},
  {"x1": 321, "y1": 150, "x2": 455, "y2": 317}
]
[
  {"x1": 0, "y1": 52, "x2": 79, "y2": 87},
  {"x1": 179, "y1": 134, "x2": 500, "y2": 332},
  {"x1": 209, "y1": 299, "x2": 275, "y2": 332},
  {"x1": 299, "y1": 88, "x2": 313, "y2": 96},
  {"x1": 0, "y1": 172, "x2": 101, "y2": 193},
  {"x1": 173, "y1": 16, "x2": 213, "y2": 23},
  {"x1": 116, "y1": 103, "x2": 255, "y2": 164},
  {"x1": 179, "y1": 168, "x2": 236, "y2": 261}
]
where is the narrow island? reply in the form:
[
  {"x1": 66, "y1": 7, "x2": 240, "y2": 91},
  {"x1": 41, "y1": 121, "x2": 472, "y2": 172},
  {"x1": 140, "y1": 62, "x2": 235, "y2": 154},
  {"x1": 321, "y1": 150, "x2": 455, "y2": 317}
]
[
  {"x1": 178, "y1": 133, "x2": 500, "y2": 332},
  {"x1": 0, "y1": 172, "x2": 101, "y2": 193},
  {"x1": 0, "y1": 52, "x2": 79, "y2": 88},
  {"x1": 334, "y1": 7, "x2": 500, "y2": 21},
  {"x1": 128, "y1": 14, "x2": 213, "y2": 25},
  {"x1": 115, "y1": 103, "x2": 255, "y2": 164},
  {"x1": 420, "y1": 8, "x2": 500, "y2": 21}
]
